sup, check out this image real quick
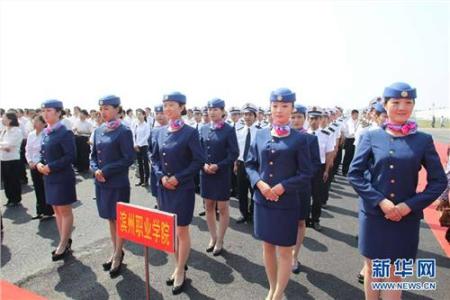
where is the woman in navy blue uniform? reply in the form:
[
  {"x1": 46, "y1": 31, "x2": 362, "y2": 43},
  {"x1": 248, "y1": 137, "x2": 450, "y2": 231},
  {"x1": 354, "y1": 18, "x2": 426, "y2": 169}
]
[
  {"x1": 90, "y1": 95, "x2": 135, "y2": 278},
  {"x1": 290, "y1": 104, "x2": 321, "y2": 274},
  {"x1": 151, "y1": 92, "x2": 205, "y2": 295},
  {"x1": 348, "y1": 82, "x2": 447, "y2": 300},
  {"x1": 149, "y1": 104, "x2": 168, "y2": 208},
  {"x1": 245, "y1": 88, "x2": 312, "y2": 300},
  {"x1": 37, "y1": 100, "x2": 77, "y2": 261},
  {"x1": 199, "y1": 98, "x2": 239, "y2": 256}
]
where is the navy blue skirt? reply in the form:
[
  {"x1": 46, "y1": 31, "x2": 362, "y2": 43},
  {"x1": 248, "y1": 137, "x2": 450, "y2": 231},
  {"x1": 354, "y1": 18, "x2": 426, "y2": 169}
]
[
  {"x1": 158, "y1": 187, "x2": 195, "y2": 226},
  {"x1": 359, "y1": 212, "x2": 420, "y2": 260},
  {"x1": 200, "y1": 169, "x2": 231, "y2": 201},
  {"x1": 96, "y1": 185, "x2": 130, "y2": 220},
  {"x1": 44, "y1": 180, "x2": 77, "y2": 206},
  {"x1": 254, "y1": 202, "x2": 299, "y2": 247},
  {"x1": 298, "y1": 190, "x2": 311, "y2": 220}
]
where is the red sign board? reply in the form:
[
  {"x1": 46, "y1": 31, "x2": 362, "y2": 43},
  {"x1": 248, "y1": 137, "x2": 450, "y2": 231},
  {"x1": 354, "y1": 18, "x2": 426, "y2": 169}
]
[{"x1": 117, "y1": 203, "x2": 177, "y2": 253}]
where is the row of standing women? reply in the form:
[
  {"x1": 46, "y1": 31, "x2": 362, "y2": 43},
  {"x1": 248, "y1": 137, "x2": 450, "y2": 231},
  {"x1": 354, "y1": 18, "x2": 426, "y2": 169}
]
[{"x1": 5, "y1": 81, "x2": 446, "y2": 300}]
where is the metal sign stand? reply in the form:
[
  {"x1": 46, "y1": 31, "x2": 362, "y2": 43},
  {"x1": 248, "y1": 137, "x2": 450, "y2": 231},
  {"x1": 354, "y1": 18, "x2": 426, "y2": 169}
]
[{"x1": 144, "y1": 246, "x2": 150, "y2": 300}]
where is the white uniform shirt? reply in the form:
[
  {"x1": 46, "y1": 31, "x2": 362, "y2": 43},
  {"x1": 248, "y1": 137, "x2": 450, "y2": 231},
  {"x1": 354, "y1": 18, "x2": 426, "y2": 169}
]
[
  {"x1": 0, "y1": 127, "x2": 23, "y2": 161},
  {"x1": 19, "y1": 116, "x2": 32, "y2": 139},
  {"x1": 189, "y1": 122, "x2": 203, "y2": 132},
  {"x1": 343, "y1": 118, "x2": 360, "y2": 138},
  {"x1": 308, "y1": 128, "x2": 335, "y2": 164},
  {"x1": 68, "y1": 115, "x2": 79, "y2": 125},
  {"x1": 236, "y1": 123, "x2": 259, "y2": 162},
  {"x1": 73, "y1": 119, "x2": 93, "y2": 137},
  {"x1": 25, "y1": 129, "x2": 44, "y2": 164},
  {"x1": 61, "y1": 117, "x2": 73, "y2": 130}
]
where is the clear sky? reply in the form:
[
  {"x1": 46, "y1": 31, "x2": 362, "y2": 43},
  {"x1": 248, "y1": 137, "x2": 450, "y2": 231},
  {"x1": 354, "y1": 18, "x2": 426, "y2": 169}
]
[{"x1": 0, "y1": 0, "x2": 448, "y2": 112}]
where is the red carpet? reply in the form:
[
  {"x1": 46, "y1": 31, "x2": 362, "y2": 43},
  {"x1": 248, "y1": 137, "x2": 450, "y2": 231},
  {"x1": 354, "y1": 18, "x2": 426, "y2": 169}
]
[
  {"x1": 419, "y1": 142, "x2": 450, "y2": 257},
  {"x1": 0, "y1": 280, "x2": 46, "y2": 300}
]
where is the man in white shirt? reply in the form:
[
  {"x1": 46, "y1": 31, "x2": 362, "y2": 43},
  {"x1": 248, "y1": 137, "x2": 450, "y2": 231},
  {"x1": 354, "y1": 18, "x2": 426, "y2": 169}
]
[
  {"x1": 307, "y1": 110, "x2": 335, "y2": 231},
  {"x1": 89, "y1": 109, "x2": 98, "y2": 127},
  {"x1": 73, "y1": 110, "x2": 93, "y2": 173},
  {"x1": 184, "y1": 108, "x2": 196, "y2": 127},
  {"x1": 331, "y1": 107, "x2": 346, "y2": 176},
  {"x1": 226, "y1": 106, "x2": 243, "y2": 130},
  {"x1": 189, "y1": 107, "x2": 202, "y2": 131},
  {"x1": 144, "y1": 107, "x2": 155, "y2": 129},
  {"x1": 341, "y1": 109, "x2": 359, "y2": 176},
  {"x1": 235, "y1": 103, "x2": 259, "y2": 223},
  {"x1": 133, "y1": 109, "x2": 151, "y2": 187},
  {"x1": 256, "y1": 107, "x2": 269, "y2": 128},
  {"x1": 201, "y1": 107, "x2": 210, "y2": 126}
]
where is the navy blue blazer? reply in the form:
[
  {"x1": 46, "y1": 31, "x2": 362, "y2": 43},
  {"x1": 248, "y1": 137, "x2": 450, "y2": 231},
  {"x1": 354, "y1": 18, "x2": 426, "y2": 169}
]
[
  {"x1": 40, "y1": 125, "x2": 76, "y2": 183},
  {"x1": 306, "y1": 133, "x2": 321, "y2": 177},
  {"x1": 245, "y1": 128, "x2": 313, "y2": 209},
  {"x1": 151, "y1": 125, "x2": 205, "y2": 190},
  {"x1": 90, "y1": 123, "x2": 135, "y2": 188},
  {"x1": 199, "y1": 123, "x2": 239, "y2": 172},
  {"x1": 148, "y1": 126, "x2": 163, "y2": 154},
  {"x1": 348, "y1": 128, "x2": 447, "y2": 219}
]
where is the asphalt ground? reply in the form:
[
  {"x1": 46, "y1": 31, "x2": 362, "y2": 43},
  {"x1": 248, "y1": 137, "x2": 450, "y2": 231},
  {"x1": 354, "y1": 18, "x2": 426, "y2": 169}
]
[
  {"x1": 421, "y1": 128, "x2": 450, "y2": 144},
  {"x1": 1, "y1": 165, "x2": 449, "y2": 300}
]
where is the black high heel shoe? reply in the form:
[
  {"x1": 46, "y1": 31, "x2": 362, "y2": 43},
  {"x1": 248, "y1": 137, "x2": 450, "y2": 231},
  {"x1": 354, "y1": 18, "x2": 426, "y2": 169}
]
[
  {"x1": 52, "y1": 243, "x2": 71, "y2": 261},
  {"x1": 206, "y1": 241, "x2": 216, "y2": 253},
  {"x1": 166, "y1": 276, "x2": 175, "y2": 286},
  {"x1": 52, "y1": 238, "x2": 72, "y2": 255},
  {"x1": 104, "y1": 251, "x2": 125, "y2": 271},
  {"x1": 166, "y1": 265, "x2": 188, "y2": 286},
  {"x1": 109, "y1": 251, "x2": 125, "y2": 278},
  {"x1": 212, "y1": 246, "x2": 223, "y2": 256},
  {"x1": 103, "y1": 260, "x2": 113, "y2": 271},
  {"x1": 172, "y1": 272, "x2": 186, "y2": 295}
]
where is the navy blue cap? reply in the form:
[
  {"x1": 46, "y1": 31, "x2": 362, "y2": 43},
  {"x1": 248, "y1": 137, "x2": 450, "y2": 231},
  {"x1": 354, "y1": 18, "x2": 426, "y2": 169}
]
[
  {"x1": 163, "y1": 91, "x2": 186, "y2": 104},
  {"x1": 154, "y1": 104, "x2": 163, "y2": 113},
  {"x1": 99, "y1": 95, "x2": 120, "y2": 106},
  {"x1": 383, "y1": 82, "x2": 416, "y2": 99},
  {"x1": 41, "y1": 99, "x2": 63, "y2": 109},
  {"x1": 308, "y1": 110, "x2": 322, "y2": 118},
  {"x1": 242, "y1": 103, "x2": 258, "y2": 114},
  {"x1": 207, "y1": 98, "x2": 225, "y2": 109},
  {"x1": 293, "y1": 104, "x2": 307, "y2": 115},
  {"x1": 373, "y1": 102, "x2": 387, "y2": 114},
  {"x1": 270, "y1": 88, "x2": 296, "y2": 103}
]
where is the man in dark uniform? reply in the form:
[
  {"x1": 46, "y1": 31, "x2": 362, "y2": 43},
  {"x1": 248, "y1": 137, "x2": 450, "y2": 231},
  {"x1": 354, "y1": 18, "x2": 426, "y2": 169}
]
[
  {"x1": 235, "y1": 103, "x2": 260, "y2": 223},
  {"x1": 307, "y1": 110, "x2": 335, "y2": 231}
]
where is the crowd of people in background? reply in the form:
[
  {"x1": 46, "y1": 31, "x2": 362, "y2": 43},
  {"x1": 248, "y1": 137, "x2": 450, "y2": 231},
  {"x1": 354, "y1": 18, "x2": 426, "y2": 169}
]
[{"x1": 0, "y1": 82, "x2": 449, "y2": 300}]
